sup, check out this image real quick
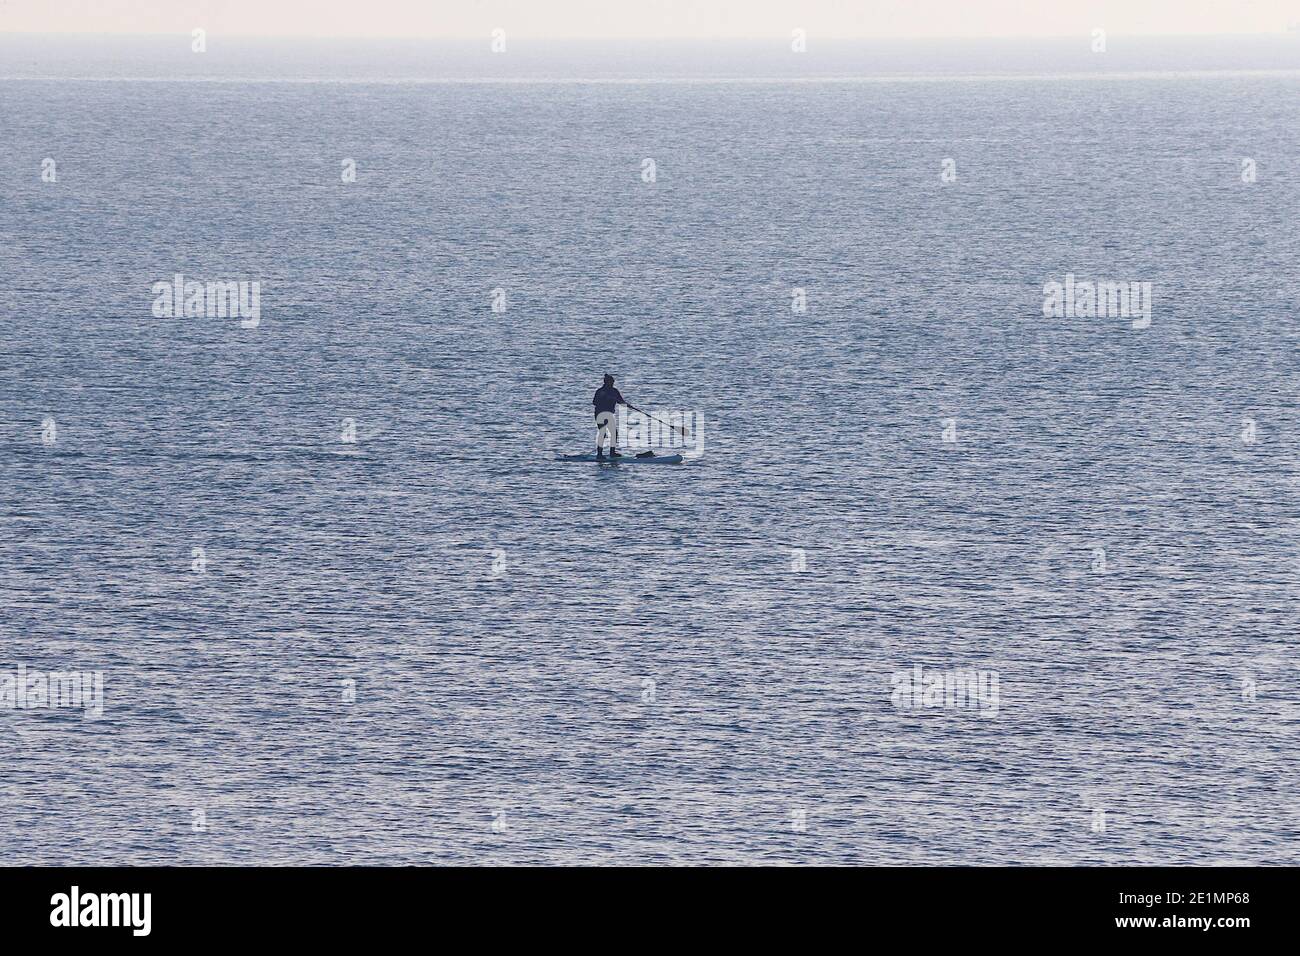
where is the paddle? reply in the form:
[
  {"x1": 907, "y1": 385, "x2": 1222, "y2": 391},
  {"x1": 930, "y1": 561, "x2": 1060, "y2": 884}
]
[{"x1": 627, "y1": 403, "x2": 690, "y2": 437}]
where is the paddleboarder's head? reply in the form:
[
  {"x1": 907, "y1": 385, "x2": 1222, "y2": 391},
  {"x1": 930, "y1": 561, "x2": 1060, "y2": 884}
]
[{"x1": 603, "y1": 374, "x2": 615, "y2": 386}]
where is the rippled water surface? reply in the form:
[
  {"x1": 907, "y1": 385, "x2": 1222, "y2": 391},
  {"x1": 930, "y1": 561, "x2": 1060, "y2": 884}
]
[{"x1": 1, "y1": 38, "x2": 1299, "y2": 864}]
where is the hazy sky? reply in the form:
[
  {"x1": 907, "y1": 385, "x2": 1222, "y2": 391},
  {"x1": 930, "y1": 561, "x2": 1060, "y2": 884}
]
[{"x1": 2, "y1": 0, "x2": 1298, "y2": 39}]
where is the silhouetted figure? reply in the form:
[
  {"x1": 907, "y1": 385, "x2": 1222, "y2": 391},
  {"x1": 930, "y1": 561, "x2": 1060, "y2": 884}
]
[{"x1": 593, "y1": 374, "x2": 628, "y2": 460}]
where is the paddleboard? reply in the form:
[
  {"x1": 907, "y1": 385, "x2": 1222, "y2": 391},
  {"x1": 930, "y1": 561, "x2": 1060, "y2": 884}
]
[{"x1": 558, "y1": 452, "x2": 684, "y2": 464}]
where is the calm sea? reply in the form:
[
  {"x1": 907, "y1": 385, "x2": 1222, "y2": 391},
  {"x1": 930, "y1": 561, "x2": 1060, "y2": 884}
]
[{"x1": 1, "y1": 35, "x2": 1298, "y2": 864}]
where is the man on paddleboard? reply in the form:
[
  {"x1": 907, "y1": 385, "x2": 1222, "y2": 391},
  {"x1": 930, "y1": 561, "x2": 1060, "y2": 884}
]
[{"x1": 593, "y1": 374, "x2": 628, "y2": 460}]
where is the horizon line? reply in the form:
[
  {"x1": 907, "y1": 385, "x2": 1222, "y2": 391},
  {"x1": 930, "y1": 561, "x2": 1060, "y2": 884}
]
[{"x1": 4, "y1": 69, "x2": 1299, "y2": 86}]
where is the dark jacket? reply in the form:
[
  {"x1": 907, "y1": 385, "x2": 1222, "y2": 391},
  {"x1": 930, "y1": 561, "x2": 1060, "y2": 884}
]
[{"x1": 593, "y1": 385, "x2": 626, "y2": 416}]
